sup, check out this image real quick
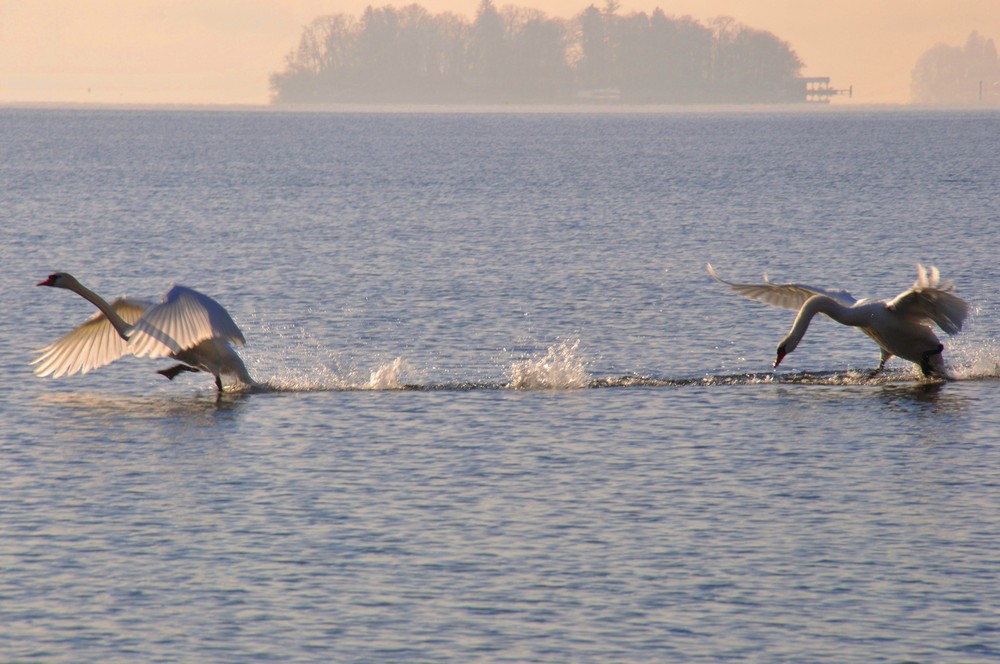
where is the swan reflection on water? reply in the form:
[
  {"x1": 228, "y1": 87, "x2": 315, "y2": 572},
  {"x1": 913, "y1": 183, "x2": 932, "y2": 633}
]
[
  {"x1": 37, "y1": 389, "x2": 250, "y2": 430},
  {"x1": 877, "y1": 379, "x2": 972, "y2": 416}
]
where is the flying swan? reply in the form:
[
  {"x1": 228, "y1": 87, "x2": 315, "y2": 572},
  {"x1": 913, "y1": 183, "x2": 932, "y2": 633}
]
[
  {"x1": 707, "y1": 263, "x2": 969, "y2": 378},
  {"x1": 33, "y1": 272, "x2": 253, "y2": 391}
]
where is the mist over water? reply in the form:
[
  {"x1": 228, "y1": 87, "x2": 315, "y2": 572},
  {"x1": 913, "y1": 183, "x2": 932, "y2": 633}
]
[{"x1": 3, "y1": 108, "x2": 1000, "y2": 662}]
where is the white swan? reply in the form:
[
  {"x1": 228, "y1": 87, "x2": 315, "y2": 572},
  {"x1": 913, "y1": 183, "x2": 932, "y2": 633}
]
[
  {"x1": 708, "y1": 263, "x2": 969, "y2": 378},
  {"x1": 33, "y1": 272, "x2": 253, "y2": 391}
]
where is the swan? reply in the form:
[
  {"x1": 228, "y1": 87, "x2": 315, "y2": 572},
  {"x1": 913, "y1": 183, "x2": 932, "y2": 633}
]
[
  {"x1": 707, "y1": 263, "x2": 969, "y2": 378},
  {"x1": 33, "y1": 272, "x2": 253, "y2": 391}
]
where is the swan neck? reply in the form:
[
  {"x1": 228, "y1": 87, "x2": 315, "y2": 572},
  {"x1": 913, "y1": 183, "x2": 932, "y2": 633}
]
[
  {"x1": 70, "y1": 281, "x2": 132, "y2": 340},
  {"x1": 801, "y1": 295, "x2": 864, "y2": 326},
  {"x1": 784, "y1": 295, "x2": 859, "y2": 348}
]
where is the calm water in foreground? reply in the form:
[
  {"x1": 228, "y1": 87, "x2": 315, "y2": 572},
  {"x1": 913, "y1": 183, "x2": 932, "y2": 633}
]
[{"x1": 2, "y1": 107, "x2": 1000, "y2": 662}]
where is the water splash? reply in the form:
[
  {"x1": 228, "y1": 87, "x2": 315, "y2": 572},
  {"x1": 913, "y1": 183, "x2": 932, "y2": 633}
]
[
  {"x1": 248, "y1": 357, "x2": 411, "y2": 393},
  {"x1": 508, "y1": 339, "x2": 590, "y2": 389},
  {"x1": 367, "y1": 357, "x2": 409, "y2": 390},
  {"x1": 241, "y1": 319, "x2": 348, "y2": 391},
  {"x1": 946, "y1": 334, "x2": 1000, "y2": 380},
  {"x1": 240, "y1": 315, "x2": 413, "y2": 392},
  {"x1": 235, "y1": 312, "x2": 1000, "y2": 393}
]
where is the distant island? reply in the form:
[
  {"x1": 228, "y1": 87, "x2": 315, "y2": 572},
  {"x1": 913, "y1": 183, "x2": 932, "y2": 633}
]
[
  {"x1": 270, "y1": 1, "x2": 842, "y2": 105},
  {"x1": 912, "y1": 31, "x2": 1000, "y2": 105}
]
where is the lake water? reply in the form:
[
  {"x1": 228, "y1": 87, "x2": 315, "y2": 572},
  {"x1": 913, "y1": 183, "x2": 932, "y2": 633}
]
[{"x1": 2, "y1": 107, "x2": 1000, "y2": 662}]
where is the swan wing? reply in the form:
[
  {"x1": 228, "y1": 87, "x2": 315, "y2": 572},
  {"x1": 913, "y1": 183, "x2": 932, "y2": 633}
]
[
  {"x1": 128, "y1": 285, "x2": 246, "y2": 359},
  {"x1": 32, "y1": 298, "x2": 150, "y2": 377},
  {"x1": 887, "y1": 264, "x2": 969, "y2": 335},
  {"x1": 707, "y1": 263, "x2": 856, "y2": 310}
]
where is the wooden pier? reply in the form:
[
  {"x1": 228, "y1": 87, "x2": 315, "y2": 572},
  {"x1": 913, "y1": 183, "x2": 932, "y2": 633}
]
[{"x1": 798, "y1": 77, "x2": 852, "y2": 103}]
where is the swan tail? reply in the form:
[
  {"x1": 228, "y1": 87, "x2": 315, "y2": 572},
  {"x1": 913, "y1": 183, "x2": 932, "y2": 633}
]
[{"x1": 889, "y1": 265, "x2": 970, "y2": 335}]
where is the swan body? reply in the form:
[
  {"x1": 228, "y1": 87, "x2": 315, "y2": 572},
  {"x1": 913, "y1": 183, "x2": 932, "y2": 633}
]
[
  {"x1": 708, "y1": 263, "x2": 969, "y2": 378},
  {"x1": 33, "y1": 273, "x2": 253, "y2": 390}
]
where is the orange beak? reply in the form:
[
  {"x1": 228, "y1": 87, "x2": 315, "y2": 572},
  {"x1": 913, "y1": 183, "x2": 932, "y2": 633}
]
[{"x1": 773, "y1": 349, "x2": 786, "y2": 368}]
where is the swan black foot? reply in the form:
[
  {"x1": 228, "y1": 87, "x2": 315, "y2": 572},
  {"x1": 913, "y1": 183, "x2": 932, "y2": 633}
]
[
  {"x1": 868, "y1": 351, "x2": 895, "y2": 378},
  {"x1": 919, "y1": 344, "x2": 945, "y2": 377},
  {"x1": 215, "y1": 374, "x2": 223, "y2": 392},
  {"x1": 157, "y1": 364, "x2": 199, "y2": 381}
]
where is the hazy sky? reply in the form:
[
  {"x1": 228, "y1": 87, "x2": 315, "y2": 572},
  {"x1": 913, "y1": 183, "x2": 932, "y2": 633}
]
[{"x1": 1, "y1": 1, "x2": 997, "y2": 105}]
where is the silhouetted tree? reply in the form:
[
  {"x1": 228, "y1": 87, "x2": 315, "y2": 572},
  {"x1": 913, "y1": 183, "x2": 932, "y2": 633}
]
[
  {"x1": 615, "y1": 12, "x2": 655, "y2": 99},
  {"x1": 672, "y1": 16, "x2": 713, "y2": 97},
  {"x1": 353, "y1": 4, "x2": 456, "y2": 100},
  {"x1": 270, "y1": 15, "x2": 358, "y2": 102},
  {"x1": 710, "y1": 17, "x2": 801, "y2": 101},
  {"x1": 576, "y1": 5, "x2": 613, "y2": 90},
  {"x1": 469, "y1": 0, "x2": 508, "y2": 99},
  {"x1": 422, "y1": 11, "x2": 470, "y2": 98},
  {"x1": 729, "y1": 26, "x2": 802, "y2": 100},
  {"x1": 505, "y1": 9, "x2": 572, "y2": 100}
]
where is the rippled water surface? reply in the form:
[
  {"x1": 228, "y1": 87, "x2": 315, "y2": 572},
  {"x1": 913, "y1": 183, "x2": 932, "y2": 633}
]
[{"x1": 2, "y1": 107, "x2": 1000, "y2": 662}]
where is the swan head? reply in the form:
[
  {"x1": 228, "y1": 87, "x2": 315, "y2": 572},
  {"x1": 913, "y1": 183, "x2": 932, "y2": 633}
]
[
  {"x1": 38, "y1": 272, "x2": 79, "y2": 289},
  {"x1": 774, "y1": 335, "x2": 800, "y2": 368}
]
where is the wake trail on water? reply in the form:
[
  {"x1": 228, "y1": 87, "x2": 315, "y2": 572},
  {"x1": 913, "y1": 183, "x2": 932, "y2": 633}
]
[
  {"x1": 239, "y1": 329, "x2": 1000, "y2": 395},
  {"x1": 245, "y1": 336, "x2": 591, "y2": 393}
]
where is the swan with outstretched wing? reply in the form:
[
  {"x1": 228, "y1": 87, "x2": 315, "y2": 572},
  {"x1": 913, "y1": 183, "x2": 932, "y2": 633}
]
[
  {"x1": 708, "y1": 263, "x2": 969, "y2": 378},
  {"x1": 33, "y1": 272, "x2": 253, "y2": 391}
]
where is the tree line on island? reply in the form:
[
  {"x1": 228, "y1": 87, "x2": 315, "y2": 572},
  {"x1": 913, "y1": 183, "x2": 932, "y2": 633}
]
[
  {"x1": 270, "y1": 0, "x2": 810, "y2": 105},
  {"x1": 912, "y1": 31, "x2": 1000, "y2": 105}
]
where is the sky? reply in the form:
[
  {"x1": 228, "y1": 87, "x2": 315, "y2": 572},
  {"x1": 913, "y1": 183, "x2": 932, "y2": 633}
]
[{"x1": 1, "y1": 0, "x2": 997, "y2": 105}]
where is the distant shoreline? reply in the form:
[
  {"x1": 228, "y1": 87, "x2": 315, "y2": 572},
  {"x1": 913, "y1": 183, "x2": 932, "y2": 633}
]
[{"x1": 2, "y1": 100, "x2": 996, "y2": 114}]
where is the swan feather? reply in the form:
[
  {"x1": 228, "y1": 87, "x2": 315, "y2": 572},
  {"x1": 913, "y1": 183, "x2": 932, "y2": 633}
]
[
  {"x1": 707, "y1": 263, "x2": 857, "y2": 310},
  {"x1": 128, "y1": 286, "x2": 246, "y2": 359},
  {"x1": 32, "y1": 298, "x2": 150, "y2": 377}
]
